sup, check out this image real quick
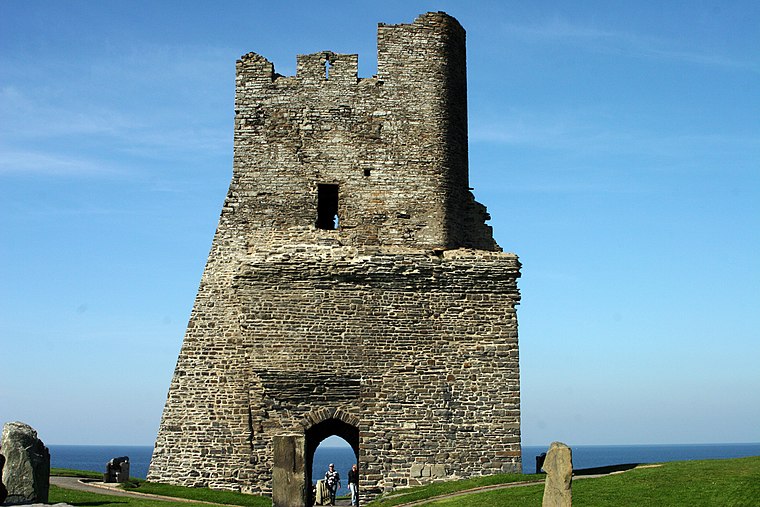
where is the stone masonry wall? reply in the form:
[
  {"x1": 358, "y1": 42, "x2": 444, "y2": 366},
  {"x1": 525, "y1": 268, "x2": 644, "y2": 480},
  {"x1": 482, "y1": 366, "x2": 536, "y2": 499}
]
[
  {"x1": 149, "y1": 12, "x2": 521, "y2": 503},
  {"x1": 231, "y1": 12, "x2": 496, "y2": 251}
]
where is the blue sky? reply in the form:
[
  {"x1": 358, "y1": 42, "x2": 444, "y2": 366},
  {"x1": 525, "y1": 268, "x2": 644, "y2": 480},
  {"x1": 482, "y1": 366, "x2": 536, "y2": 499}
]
[{"x1": 1, "y1": 1, "x2": 758, "y2": 447}]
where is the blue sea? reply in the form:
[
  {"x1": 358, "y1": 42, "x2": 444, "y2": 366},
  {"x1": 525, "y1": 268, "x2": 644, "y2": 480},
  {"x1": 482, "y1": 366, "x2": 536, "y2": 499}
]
[{"x1": 49, "y1": 442, "x2": 760, "y2": 497}]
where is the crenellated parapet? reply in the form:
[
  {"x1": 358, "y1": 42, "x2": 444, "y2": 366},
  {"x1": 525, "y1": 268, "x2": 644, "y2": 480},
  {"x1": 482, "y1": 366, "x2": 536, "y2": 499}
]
[
  {"x1": 229, "y1": 11, "x2": 496, "y2": 251},
  {"x1": 236, "y1": 52, "x2": 275, "y2": 82},
  {"x1": 296, "y1": 51, "x2": 358, "y2": 83}
]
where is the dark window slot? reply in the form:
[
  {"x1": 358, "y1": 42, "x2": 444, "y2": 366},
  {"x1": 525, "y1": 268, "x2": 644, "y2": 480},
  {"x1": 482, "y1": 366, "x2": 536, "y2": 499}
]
[{"x1": 316, "y1": 184, "x2": 339, "y2": 230}]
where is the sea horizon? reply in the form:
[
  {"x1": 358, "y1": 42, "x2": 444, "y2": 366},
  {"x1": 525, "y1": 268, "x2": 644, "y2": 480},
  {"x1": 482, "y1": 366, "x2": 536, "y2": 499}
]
[
  {"x1": 49, "y1": 440, "x2": 760, "y2": 448},
  {"x1": 49, "y1": 441, "x2": 760, "y2": 496}
]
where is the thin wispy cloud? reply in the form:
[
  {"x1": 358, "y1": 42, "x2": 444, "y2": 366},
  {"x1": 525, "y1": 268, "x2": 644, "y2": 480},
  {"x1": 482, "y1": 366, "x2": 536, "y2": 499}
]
[
  {"x1": 478, "y1": 179, "x2": 626, "y2": 195},
  {"x1": 502, "y1": 19, "x2": 758, "y2": 72},
  {"x1": 470, "y1": 113, "x2": 584, "y2": 147},
  {"x1": 0, "y1": 44, "x2": 232, "y2": 178},
  {"x1": 470, "y1": 111, "x2": 760, "y2": 167},
  {"x1": 0, "y1": 85, "x2": 228, "y2": 154},
  {"x1": 0, "y1": 86, "x2": 137, "y2": 138},
  {"x1": 116, "y1": 127, "x2": 231, "y2": 160},
  {"x1": 0, "y1": 149, "x2": 124, "y2": 177}
]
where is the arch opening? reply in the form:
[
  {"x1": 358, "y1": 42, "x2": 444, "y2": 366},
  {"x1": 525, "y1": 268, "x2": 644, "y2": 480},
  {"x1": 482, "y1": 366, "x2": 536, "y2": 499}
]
[{"x1": 305, "y1": 418, "x2": 359, "y2": 502}]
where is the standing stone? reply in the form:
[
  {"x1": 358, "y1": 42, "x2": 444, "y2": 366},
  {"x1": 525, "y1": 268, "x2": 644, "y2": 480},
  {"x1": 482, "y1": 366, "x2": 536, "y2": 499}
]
[
  {"x1": 1, "y1": 422, "x2": 50, "y2": 504},
  {"x1": 0, "y1": 450, "x2": 8, "y2": 504},
  {"x1": 272, "y1": 435, "x2": 307, "y2": 507},
  {"x1": 541, "y1": 441, "x2": 572, "y2": 507}
]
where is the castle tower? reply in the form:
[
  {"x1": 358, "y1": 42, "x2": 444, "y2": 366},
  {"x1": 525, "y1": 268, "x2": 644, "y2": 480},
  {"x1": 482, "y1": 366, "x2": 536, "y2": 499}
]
[{"x1": 149, "y1": 12, "x2": 521, "y2": 506}]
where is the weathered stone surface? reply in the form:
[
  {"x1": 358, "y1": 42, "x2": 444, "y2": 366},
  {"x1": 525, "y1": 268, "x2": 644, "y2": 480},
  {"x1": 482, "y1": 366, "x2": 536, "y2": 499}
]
[
  {"x1": 104, "y1": 456, "x2": 130, "y2": 483},
  {"x1": 1, "y1": 422, "x2": 50, "y2": 504},
  {"x1": 272, "y1": 435, "x2": 307, "y2": 507},
  {"x1": 149, "y1": 11, "x2": 522, "y2": 505},
  {"x1": 0, "y1": 450, "x2": 7, "y2": 504},
  {"x1": 542, "y1": 441, "x2": 572, "y2": 507}
]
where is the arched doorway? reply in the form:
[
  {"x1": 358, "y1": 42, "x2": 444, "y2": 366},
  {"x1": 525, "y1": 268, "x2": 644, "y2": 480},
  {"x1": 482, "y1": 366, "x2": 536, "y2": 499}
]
[
  {"x1": 272, "y1": 410, "x2": 359, "y2": 507},
  {"x1": 306, "y1": 418, "x2": 359, "y2": 503},
  {"x1": 312, "y1": 436, "x2": 355, "y2": 497},
  {"x1": 306, "y1": 417, "x2": 359, "y2": 483}
]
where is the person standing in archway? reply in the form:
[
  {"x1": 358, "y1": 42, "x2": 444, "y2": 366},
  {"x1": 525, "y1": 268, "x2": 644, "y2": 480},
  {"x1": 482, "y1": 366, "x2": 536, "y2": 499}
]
[
  {"x1": 348, "y1": 463, "x2": 359, "y2": 506},
  {"x1": 325, "y1": 463, "x2": 341, "y2": 506}
]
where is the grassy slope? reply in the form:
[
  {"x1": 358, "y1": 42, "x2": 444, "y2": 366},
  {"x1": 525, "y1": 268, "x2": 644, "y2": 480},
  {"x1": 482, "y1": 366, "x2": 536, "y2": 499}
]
[
  {"x1": 121, "y1": 481, "x2": 272, "y2": 506},
  {"x1": 49, "y1": 469, "x2": 273, "y2": 507},
  {"x1": 397, "y1": 456, "x2": 760, "y2": 507},
  {"x1": 51, "y1": 456, "x2": 760, "y2": 507},
  {"x1": 50, "y1": 485, "x2": 216, "y2": 507},
  {"x1": 51, "y1": 467, "x2": 105, "y2": 479},
  {"x1": 366, "y1": 473, "x2": 541, "y2": 507}
]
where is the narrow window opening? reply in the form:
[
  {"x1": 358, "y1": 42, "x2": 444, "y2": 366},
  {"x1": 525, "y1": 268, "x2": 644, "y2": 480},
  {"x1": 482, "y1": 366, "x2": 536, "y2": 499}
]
[
  {"x1": 316, "y1": 184, "x2": 339, "y2": 230},
  {"x1": 363, "y1": 168, "x2": 371, "y2": 177}
]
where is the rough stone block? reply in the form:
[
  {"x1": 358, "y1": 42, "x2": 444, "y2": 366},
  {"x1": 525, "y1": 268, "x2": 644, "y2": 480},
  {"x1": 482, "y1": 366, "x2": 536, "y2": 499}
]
[
  {"x1": 542, "y1": 441, "x2": 572, "y2": 507},
  {"x1": 1, "y1": 422, "x2": 50, "y2": 504},
  {"x1": 431, "y1": 464, "x2": 446, "y2": 478}
]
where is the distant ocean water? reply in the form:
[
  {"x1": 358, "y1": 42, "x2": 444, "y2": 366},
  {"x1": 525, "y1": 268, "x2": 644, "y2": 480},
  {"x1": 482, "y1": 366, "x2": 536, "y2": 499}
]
[
  {"x1": 50, "y1": 445, "x2": 155, "y2": 480},
  {"x1": 48, "y1": 444, "x2": 359, "y2": 497},
  {"x1": 50, "y1": 442, "x2": 760, "y2": 496},
  {"x1": 522, "y1": 443, "x2": 760, "y2": 473}
]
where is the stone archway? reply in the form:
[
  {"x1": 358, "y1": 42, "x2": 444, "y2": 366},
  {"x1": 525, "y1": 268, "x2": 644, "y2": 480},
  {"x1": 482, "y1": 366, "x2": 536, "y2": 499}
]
[
  {"x1": 305, "y1": 420, "x2": 359, "y2": 496},
  {"x1": 272, "y1": 409, "x2": 359, "y2": 507},
  {"x1": 303, "y1": 408, "x2": 359, "y2": 506}
]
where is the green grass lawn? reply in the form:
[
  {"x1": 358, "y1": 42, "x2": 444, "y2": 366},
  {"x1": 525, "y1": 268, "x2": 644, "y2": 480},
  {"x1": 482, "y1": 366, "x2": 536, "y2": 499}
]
[
  {"x1": 376, "y1": 456, "x2": 760, "y2": 507},
  {"x1": 50, "y1": 484, "x2": 217, "y2": 507},
  {"x1": 120, "y1": 481, "x2": 271, "y2": 506},
  {"x1": 49, "y1": 469, "x2": 272, "y2": 507},
  {"x1": 365, "y1": 473, "x2": 542, "y2": 506},
  {"x1": 51, "y1": 456, "x2": 760, "y2": 507},
  {"x1": 51, "y1": 467, "x2": 105, "y2": 479}
]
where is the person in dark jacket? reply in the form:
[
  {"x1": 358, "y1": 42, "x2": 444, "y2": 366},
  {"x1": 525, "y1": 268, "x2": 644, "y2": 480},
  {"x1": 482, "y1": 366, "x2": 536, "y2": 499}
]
[{"x1": 348, "y1": 463, "x2": 359, "y2": 506}]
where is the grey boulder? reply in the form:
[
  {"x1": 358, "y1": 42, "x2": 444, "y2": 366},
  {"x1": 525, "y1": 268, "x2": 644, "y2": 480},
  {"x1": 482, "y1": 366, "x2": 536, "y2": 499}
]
[{"x1": 1, "y1": 422, "x2": 50, "y2": 504}]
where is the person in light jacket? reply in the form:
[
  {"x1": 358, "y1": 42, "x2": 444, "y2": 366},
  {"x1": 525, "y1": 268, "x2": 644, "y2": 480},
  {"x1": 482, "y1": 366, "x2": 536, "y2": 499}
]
[{"x1": 324, "y1": 463, "x2": 341, "y2": 506}]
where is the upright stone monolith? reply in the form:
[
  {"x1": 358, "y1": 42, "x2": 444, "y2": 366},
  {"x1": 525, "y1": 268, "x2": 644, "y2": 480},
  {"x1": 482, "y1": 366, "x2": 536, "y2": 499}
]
[
  {"x1": 542, "y1": 441, "x2": 572, "y2": 507},
  {"x1": 0, "y1": 450, "x2": 8, "y2": 504},
  {"x1": 1, "y1": 422, "x2": 50, "y2": 504}
]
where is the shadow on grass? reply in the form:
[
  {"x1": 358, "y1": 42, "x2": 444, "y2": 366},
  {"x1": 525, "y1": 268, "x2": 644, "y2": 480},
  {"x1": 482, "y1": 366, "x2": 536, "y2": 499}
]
[
  {"x1": 574, "y1": 463, "x2": 640, "y2": 476},
  {"x1": 69, "y1": 503, "x2": 128, "y2": 506}
]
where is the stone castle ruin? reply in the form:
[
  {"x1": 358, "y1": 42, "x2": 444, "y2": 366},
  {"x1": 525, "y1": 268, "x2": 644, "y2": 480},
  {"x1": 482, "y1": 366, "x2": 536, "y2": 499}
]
[{"x1": 148, "y1": 12, "x2": 522, "y2": 506}]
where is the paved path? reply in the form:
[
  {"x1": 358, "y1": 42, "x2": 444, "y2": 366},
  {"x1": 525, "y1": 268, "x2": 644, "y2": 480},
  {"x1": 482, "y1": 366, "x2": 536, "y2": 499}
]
[
  {"x1": 51, "y1": 476, "x2": 354, "y2": 506},
  {"x1": 51, "y1": 477, "x2": 145, "y2": 498},
  {"x1": 50, "y1": 476, "x2": 226, "y2": 504},
  {"x1": 385, "y1": 466, "x2": 646, "y2": 507},
  {"x1": 52, "y1": 466, "x2": 640, "y2": 507},
  {"x1": 384, "y1": 480, "x2": 544, "y2": 507}
]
